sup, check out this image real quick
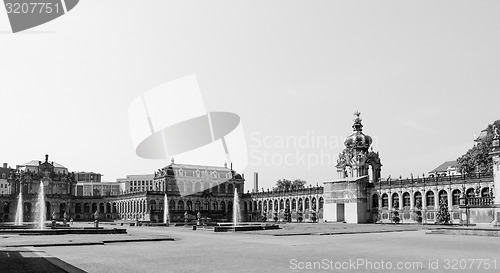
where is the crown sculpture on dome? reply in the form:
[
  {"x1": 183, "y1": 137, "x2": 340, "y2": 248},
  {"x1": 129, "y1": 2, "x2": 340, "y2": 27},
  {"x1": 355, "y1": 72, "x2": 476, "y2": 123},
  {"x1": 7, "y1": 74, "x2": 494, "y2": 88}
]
[{"x1": 336, "y1": 111, "x2": 382, "y2": 182}]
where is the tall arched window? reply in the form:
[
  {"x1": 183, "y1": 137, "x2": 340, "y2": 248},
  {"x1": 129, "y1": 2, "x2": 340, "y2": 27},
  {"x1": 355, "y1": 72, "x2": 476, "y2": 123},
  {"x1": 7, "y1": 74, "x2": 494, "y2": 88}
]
[
  {"x1": 414, "y1": 192, "x2": 422, "y2": 208},
  {"x1": 319, "y1": 197, "x2": 324, "y2": 210},
  {"x1": 292, "y1": 199, "x2": 297, "y2": 210},
  {"x1": 305, "y1": 198, "x2": 310, "y2": 210},
  {"x1": 150, "y1": 200, "x2": 156, "y2": 211},
  {"x1": 452, "y1": 189, "x2": 461, "y2": 206},
  {"x1": 481, "y1": 187, "x2": 490, "y2": 197},
  {"x1": 426, "y1": 191, "x2": 435, "y2": 208},
  {"x1": 392, "y1": 193, "x2": 399, "y2": 208},
  {"x1": 227, "y1": 184, "x2": 233, "y2": 194},
  {"x1": 177, "y1": 200, "x2": 184, "y2": 211},
  {"x1": 194, "y1": 182, "x2": 201, "y2": 193},
  {"x1": 372, "y1": 194, "x2": 379, "y2": 208},
  {"x1": 438, "y1": 190, "x2": 448, "y2": 204},
  {"x1": 403, "y1": 192, "x2": 410, "y2": 208},
  {"x1": 75, "y1": 203, "x2": 82, "y2": 213},
  {"x1": 466, "y1": 188, "x2": 475, "y2": 198},
  {"x1": 382, "y1": 193, "x2": 388, "y2": 208}
]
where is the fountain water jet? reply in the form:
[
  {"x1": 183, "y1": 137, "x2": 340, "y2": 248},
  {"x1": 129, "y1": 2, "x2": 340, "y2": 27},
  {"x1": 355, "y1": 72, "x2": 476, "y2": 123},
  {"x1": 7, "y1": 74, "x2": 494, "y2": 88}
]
[
  {"x1": 14, "y1": 191, "x2": 23, "y2": 225},
  {"x1": 233, "y1": 188, "x2": 241, "y2": 227},
  {"x1": 213, "y1": 187, "x2": 279, "y2": 232},
  {"x1": 35, "y1": 180, "x2": 46, "y2": 230},
  {"x1": 163, "y1": 192, "x2": 169, "y2": 224}
]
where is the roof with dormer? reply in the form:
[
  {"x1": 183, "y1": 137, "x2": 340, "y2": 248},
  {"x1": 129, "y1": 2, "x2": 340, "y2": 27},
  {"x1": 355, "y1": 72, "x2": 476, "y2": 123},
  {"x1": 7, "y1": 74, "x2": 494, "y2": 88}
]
[
  {"x1": 21, "y1": 160, "x2": 67, "y2": 169},
  {"x1": 429, "y1": 160, "x2": 457, "y2": 174}
]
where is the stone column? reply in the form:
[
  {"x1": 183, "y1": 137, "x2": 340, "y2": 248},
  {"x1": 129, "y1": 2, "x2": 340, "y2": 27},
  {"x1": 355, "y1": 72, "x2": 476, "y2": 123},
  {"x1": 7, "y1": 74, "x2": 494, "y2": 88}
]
[
  {"x1": 410, "y1": 192, "x2": 414, "y2": 210},
  {"x1": 491, "y1": 147, "x2": 500, "y2": 205},
  {"x1": 434, "y1": 190, "x2": 439, "y2": 209},
  {"x1": 489, "y1": 130, "x2": 500, "y2": 226},
  {"x1": 398, "y1": 193, "x2": 403, "y2": 210},
  {"x1": 388, "y1": 193, "x2": 392, "y2": 210}
]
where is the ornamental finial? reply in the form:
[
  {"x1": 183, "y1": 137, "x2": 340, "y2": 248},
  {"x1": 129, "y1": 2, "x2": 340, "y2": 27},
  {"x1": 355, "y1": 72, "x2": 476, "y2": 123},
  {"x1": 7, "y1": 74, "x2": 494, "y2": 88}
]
[
  {"x1": 352, "y1": 111, "x2": 363, "y2": 131},
  {"x1": 354, "y1": 110, "x2": 361, "y2": 121}
]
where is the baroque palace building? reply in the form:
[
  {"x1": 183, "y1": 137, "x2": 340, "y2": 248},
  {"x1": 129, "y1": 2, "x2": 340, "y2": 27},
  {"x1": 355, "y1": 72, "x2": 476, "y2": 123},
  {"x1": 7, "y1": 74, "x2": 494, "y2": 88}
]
[
  {"x1": 1, "y1": 113, "x2": 498, "y2": 225},
  {"x1": 0, "y1": 156, "x2": 244, "y2": 223},
  {"x1": 242, "y1": 112, "x2": 498, "y2": 226}
]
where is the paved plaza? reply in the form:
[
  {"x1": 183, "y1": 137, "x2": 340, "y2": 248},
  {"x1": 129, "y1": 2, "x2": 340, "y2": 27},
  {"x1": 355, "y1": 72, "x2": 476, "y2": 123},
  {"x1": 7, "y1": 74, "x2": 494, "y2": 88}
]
[{"x1": 1, "y1": 223, "x2": 499, "y2": 273}]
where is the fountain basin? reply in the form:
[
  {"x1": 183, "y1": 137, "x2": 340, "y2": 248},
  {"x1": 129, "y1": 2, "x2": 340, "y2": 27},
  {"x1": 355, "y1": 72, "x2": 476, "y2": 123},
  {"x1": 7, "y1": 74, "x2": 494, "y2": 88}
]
[
  {"x1": 213, "y1": 223, "x2": 280, "y2": 232},
  {"x1": 0, "y1": 227, "x2": 127, "y2": 235}
]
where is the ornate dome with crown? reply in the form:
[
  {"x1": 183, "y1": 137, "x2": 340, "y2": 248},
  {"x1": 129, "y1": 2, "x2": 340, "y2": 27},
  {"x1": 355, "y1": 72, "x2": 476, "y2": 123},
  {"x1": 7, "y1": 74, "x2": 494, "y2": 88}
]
[{"x1": 343, "y1": 111, "x2": 372, "y2": 152}]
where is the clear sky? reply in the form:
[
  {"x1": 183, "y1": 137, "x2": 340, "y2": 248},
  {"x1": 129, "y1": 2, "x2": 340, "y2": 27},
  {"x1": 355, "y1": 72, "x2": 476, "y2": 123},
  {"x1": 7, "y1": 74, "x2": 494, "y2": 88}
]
[{"x1": 0, "y1": 1, "x2": 499, "y2": 191}]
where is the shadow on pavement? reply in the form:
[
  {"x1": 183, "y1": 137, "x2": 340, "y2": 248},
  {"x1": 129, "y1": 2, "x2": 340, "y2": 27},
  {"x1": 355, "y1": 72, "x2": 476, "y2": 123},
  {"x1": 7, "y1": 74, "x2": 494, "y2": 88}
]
[{"x1": 0, "y1": 249, "x2": 86, "y2": 273}]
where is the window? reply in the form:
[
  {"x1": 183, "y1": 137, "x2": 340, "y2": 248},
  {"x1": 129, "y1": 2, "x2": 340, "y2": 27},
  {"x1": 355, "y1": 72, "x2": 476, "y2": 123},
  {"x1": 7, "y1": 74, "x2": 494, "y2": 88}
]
[
  {"x1": 150, "y1": 200, "x2": 156, "y2": 211},
  {"x1": 372, "y1": 194, "x2": 379, "y2": 208},
  {"x1": 403, "y1": 192, "x2": 410, "y2": 207},
  {"x1": 481, "y1": 187, "x2": 490, "y2": 197},
  {"x1": 382, "y1": 193, "x2": 389, "y2": 208},
  {"x1": 452, "y1": 189, "x2": 461, "y2": 206},
  {"x1": 466, "y1": 188, "x2": 475, "y2": 198},
  {"x1": 438, "y1": 190, "x2": 448, "y2": 204},
  {"x1": 392, "y1": 193, "x2": 399, "y2": 208}
]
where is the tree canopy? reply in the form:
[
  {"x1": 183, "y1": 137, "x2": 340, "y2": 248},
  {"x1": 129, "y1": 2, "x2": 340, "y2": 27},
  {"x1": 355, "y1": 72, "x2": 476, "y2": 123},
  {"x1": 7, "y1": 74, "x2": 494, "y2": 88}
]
[
  {"x1": 275, "y1": 179, "x2": 306, "y2": 190},
  {"x1": 457, "y1": 120, "x2": 500, "y2": 174}
]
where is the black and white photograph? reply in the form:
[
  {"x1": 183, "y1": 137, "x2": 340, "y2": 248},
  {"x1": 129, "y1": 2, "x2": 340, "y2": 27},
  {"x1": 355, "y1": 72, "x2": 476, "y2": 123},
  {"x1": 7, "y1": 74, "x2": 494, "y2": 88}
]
[{"x1": 0, "y1": 1, "x2": 499, "y2": 272}]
